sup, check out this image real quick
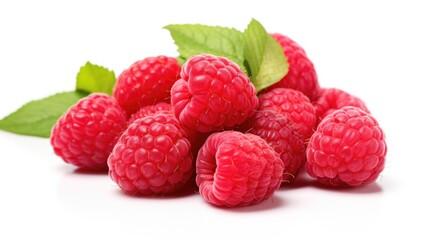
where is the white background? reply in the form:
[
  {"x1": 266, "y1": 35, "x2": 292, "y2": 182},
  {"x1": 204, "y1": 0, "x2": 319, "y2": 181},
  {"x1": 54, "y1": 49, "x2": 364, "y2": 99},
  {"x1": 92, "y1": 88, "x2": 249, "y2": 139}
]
[{"x1": 1, "y1": 0, "x2": 428, "y2": 239}]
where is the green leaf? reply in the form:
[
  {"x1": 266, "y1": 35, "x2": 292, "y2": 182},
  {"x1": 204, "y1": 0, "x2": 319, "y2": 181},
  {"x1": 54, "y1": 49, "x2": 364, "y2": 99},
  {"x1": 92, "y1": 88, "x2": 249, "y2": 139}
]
[
  {"x1": 0, "y1": 91, "x2": 88, "y2": 138},
  {"x1": 164, "y1": 24, "x2": 247, "y2": 73},
  {"x1": 176, "y1": 56, "x2": 187, "y2": 66},
  {"x1": 76, "y1": 62, "x2": 116, "y2": 95},
  {"x1": 243, "y1": 19, "x2": 289, "y2": 91}
]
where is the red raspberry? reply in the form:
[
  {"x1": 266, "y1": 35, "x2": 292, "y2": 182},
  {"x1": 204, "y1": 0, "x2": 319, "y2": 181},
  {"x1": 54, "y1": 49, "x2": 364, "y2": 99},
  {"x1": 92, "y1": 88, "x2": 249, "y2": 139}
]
[
  {"x1": 108, "y1": 113, "x2": 193, "y2": 195},
  {"x1": 171, "y1": 54, "x2": 258, "y2": 133},
  {"x1": 258, "y1": 88, "x2": 316, "y2": 139},
  {"x1": 113, "y1": 56, "x2": 180, "y2": 116},
  {"x1": 128, "y1": 102, "x2": 172, "y2": 124},
  {"x1": 196, "y1": 131, "x2": 284, "y2": 207},
  {"x1": 313, "y1": 88, "x2": 370, "y2": 124},
  {"x1": 306, "y1": 107, "x2": 386, "y2": 187},
  {"x1": 51, "y1": 94, "x2": 127, "y2": 169},
  {"x1": 127, "y1": 102, "x2": 204, "y2": 152},
  {"x1": 266, "y1": 33, "x2": 320, "y2": 100},
  {"x1": 239, "y1": 110, "x2": 306, "y2": 183}
]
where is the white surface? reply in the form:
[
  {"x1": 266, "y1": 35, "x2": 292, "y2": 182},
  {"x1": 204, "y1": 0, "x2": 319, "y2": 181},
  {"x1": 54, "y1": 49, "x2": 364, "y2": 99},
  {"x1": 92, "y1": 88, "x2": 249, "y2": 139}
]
[{"x1": 1, "y1": 0, "x2": 428, "y2": 239}]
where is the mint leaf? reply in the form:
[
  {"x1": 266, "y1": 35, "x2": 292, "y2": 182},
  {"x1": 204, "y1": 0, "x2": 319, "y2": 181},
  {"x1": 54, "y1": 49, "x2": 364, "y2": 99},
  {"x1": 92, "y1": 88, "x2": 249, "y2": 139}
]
[
  {"x1": 243, "y1": 19, "x2": 288, "y2": 91},
  {"x1": 164, "y1": 24, "x2": 246, "y2": 73},
  {"x1": 76, "y1": 62, "x2": 116, "y2": 95},
  {"x1": 176, "y1": 56, "x2": 187, "y2": 66},
  {"x1": 0, "y1": 91, "x2": 88, "y2": 138}
]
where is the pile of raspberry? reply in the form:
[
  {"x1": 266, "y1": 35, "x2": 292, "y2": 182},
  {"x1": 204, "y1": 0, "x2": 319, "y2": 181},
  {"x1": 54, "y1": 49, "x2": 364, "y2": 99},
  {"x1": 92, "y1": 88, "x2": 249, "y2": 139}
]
[{"x1": 51, "y1": 34, "x2": 387, "y2": 207}]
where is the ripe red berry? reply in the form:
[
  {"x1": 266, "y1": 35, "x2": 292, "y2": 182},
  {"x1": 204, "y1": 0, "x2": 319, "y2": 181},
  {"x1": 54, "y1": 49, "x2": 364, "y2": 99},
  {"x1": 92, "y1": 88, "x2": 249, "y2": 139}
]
[
  {"x1": 306, "y1": 107, "x2": 386, "y2": 187},
  {"x1": 258, "y1": 88, "x2": 316, "y2": 140},
  {"x1": 171, "y1": 54, "x2": 258, "y2": 133},
  {"x1": 113, "y1": 56, "x2": 180, "y2": 116},
  {"x1": 196, "y1": 131, "x2": 284, "y2": 207},
  {"x1": 266, "y1": 33, "x2": 320, "y2": 100},
  {"x1": 128, "y1": 102, "x2": 172, "y2": 124},
  {"x1": 239, "y1": 110, "x2": 306, "y2": 183},
  {"x1": 50, "y1": 94, "x2": 127, "y2": 169},
  {"x1": 312, "y1": 88, "x2": 369, "y2": 124},
  {"x1": 108, "y1": 113, "x2": 193, "y2": 195}
]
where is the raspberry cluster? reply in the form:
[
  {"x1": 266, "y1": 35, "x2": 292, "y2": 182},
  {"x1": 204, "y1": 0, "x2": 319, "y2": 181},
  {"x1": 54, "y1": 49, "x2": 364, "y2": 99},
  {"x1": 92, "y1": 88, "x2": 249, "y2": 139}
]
[{"x1": 51, "y1": 34, "x2": 387, "y2": 208}]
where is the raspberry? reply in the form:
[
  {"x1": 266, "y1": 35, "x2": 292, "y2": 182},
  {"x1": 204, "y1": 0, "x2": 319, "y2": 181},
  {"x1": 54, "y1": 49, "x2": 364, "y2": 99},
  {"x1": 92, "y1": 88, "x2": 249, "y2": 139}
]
[
  {"x1": 312, "y1": 88, "x2": 370, "y2": 124},
  {"x1": 113, "y1": 56, "x2": 180, "y2": 116},
  {"x1": 266, "y1": 33, "x2": 320, "y2": 100},
  {"x1": 196, "y1": 131, "x2": 284, "y2": 207},
  {"x1": 127, "y1": 102, "x2": 203, "y2": 151},
  {"x1": 50, "y1": 94, "x2": 127, "y2": 169},
  {"x1": 306, "y1": 107, "x2": 386, "y2": 187},
  {"x1": 171, "y1": 54, "x2": 258, "y2": 133},
  {"x1": 108, "y1": 113, "x2": 193, "y2": 195},
  {"x1": 128, "y1": 102, "x2": 172, "y2": 124},
  {"x1": 258, "y1": 88, "x2": 316, "y2": 139},
  {"x1": 239, "y1": 110, "x2": 306, "y2": 183}
]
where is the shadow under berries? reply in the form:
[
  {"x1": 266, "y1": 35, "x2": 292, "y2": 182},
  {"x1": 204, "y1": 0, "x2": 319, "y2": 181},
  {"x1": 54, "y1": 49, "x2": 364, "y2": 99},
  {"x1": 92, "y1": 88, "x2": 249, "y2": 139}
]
[
  {"x1": 311, "y1": 181, "x2": 383, "y2": 194},
  {"x1": 278, "y1": 172, "x2": 383, "y2": 194},
  {"x1": 72, "y1": 167, "x2": 109, "y2": 175},
  {"x1": 206, "y1": 195, "x2": 287, "y2": 213},
  {"x1": 116, "y1": 180, "x2": 199, "y2": 200}
]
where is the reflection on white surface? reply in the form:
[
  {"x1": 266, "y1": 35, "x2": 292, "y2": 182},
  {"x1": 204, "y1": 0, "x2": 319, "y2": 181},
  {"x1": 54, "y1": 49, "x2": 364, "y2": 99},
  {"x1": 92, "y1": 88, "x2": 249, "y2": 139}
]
[{"x1": 1, "y1": 0, "x2": 428, "y2": 239}]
